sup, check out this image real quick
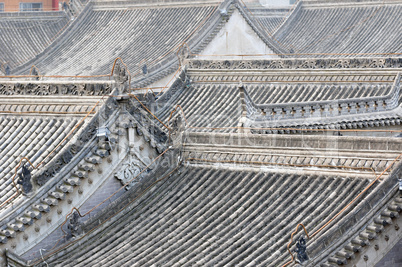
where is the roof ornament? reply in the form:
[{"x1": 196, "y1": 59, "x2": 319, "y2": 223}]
[
  {"x1": 5, "y1": 65, "x2": 10, "y2": 76},
  {"x1": 31, "y1": 68, "x2": 39, "y2": 81},
  {"x1": 17, "y1": 165, "x2": 33, "y2": 195},
  {"x1": 220, "y1": 8, "x2": 229, "y2": 21},
  {"x1": 295, "y1": 236, "x2": 309, "y2": 264},
  {"x1": 142, "y1": 64, "x2": 148, "y2": 75},
  {"x1": 145, "y1": 90, "x2": 156, "y2": 107},
  {"x1": 113, "y1": 62, "x2": 128, "y2": 84},
  {"x1": 66, "y1": 211, "x2": 82, "y2": 240},
  {"x1": 237, "y1": 81, "x2": 249, "y2": 133},
  {"x1": 177, "y1": 43, "x2": 190, "y2": 67}
]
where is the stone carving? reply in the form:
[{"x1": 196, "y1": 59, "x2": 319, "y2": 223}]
[
  {"x1": 31, "y1": 68, "x2": 39, "y2": 81},
  {"x1": 36, "y1": 162, "x2": 61, "y2": 186},
  {"x1": 149, "y1": 125, "x2": 168, "y2": 144},
  {"x1": 169, "y1": 112, "x2": 186, "y2": 147},
  {"x1": 62, "y1": 151, "x2": 73, "y2": 164},
  {"x1": 169, "y1": 113, "x2": 185, "y2": 137},
  {"x1": 332, "y1": 59, "x2": 350, "y2": 68},
  {"x1": 268, "y1": 60, "x2": 285, "y2": 69},
  {"x1": 5, "y1": 65, "x2": 10, "y2": 76},
  {"x1": 17, "y1": 165, "x2": 33, "y2": 195},
  {"x1": 295, "y1": 236, "x2": 309, "y2": 263},
  {"x1": 369, "y1": 59, "x2": 386, "y2": 68},
  {"x1": 115, "y1": 160, "x2": 143, "y2": 190},
  {"x1": 66, "y1": 211, "x2": 82, "y2": 239},
  {"x1": 79, "y1": 118, "x2": 99, "y2": 143},
  {"x1": 35, "y1": 97, "x2": 117, "y2": 187},
  {"x1": 113, "y1": 62, "x2": 129, "y2": 84},
  {"x1": 142, "y1": 64, "x2": 148, "y2": 75},
  {"x1": 188, "y1": 58, "x2": 401, "y2": 70},
  {"x1": 71, "y1": 84, "x2": 86, "y2": 96},
  {"x1": 177, "y1": 44, "x2": 190, "y2": 66},
  {"x1": 300, "y1": 60, "x2": 316, "y2": 69},
  {"x1": 145, "y1": 91, "x2": 156, "y2": 106},
  {"x1": 0, "y1": 83, "x2": 111, "y2": 96}
]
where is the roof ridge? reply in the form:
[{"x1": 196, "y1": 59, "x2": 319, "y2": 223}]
[
  {"x1": 302, "y1": 0, "x2": 402, "y2": 8},
  {"x1": 92, "y1": 0, "x2": 223, "y2": 10}
]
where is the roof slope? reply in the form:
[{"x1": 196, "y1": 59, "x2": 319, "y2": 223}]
[
  {"x1": 250, "y1": 0, "x2": 402, "y2": 56},
  {"x1": 0, "y1": 82, "x2": 107, "y2": 216},
  {"x1": 0, "y1": 12, "x2": 69, "y2": 69},
  {"x1": 12, "y1": 1, "x2": 225, "y2": 82},
  {"x1": 38, "y1": 165, "x2": 374, "y2": 266},
  {"x1": 155, "y1": 58, "x2": 402, "y2": 132}
]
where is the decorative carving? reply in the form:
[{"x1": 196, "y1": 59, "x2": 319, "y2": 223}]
[
  {"x1": 169, "y1": 113, "x2": 185, "y2": 137},
  {"x1": 268, "y1": 60, "x2": 285, "y2": 69},
  {"x1": 236, "y1": 61, "x2": 253, "y2": 69},
  {"x1": 66, "y1": 211, "x2": 82, "y2": 240},
  {"x1": 0, "y1": 82, "x2": 111, "y2": 96},
  {"x1": 79, "y1": 118, "x2": 98, "y2": 143},
  {"x1": 36, "y1": 163, "x2": 61, "y2": 186},
  {"x1": 177, "y1": 44, "x2": 190, "y2": 66},
  {"x1": 113, "y1": 62, "x2": 129, "y2": 84},
  {"x1": 62, "y1": 151, "x2": 73, "y2": 164},
  {"x1": 188, "y1": 58, "x2": 401, "y2": 70},
  {"x1": 5, "y1": 65, "x2": 10, "y2": 76},
  {"x1": 17, "y1": 165, "x2": 33, "y2": 195},
  {"x1": 71, "y1": 84, "x2": 86, "y2": 96},
  {"x1": 300, "y1": 60, "x2": 316, "y2": 69},
  {"x1": 332, "y1": 60, "x2": 350, "y2": 68},
  {"x1": 149, "y1": 125, "x2": 167, "y2": 144},
  {"x1": 145, "y1": 91, "x2": 156, "y2": 108},
  {"x1": 369, "y1": 59, "x2": 385, "y2": 68},
  {"x1": 115, "y1": 160, "x2": 143, "y2": 190},
  {"x1": 294, "y1": 236, "x2": 309, "y2": 263}
]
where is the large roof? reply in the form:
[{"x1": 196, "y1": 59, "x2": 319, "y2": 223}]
[
  {"x1": 0, "y1": 12, "x2": 69, "y2": 69},
  {"x1": 1, "y1": 1, "x2": 402, "y2": 267},
  {"x1": 270, "y1": 0, "x2": 402, "y2": 56},
  {"x1": 11, "y1": 0, "x2": 228, "y2": 87},
  {"x1": 34, "y1": 166, "x2": 376, "y2": 266}
]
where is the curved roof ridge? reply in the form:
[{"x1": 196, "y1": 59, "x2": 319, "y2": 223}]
[
  {"x1": 272, "y1": 0, "x2": 402, "y2": 57},
  {"x1": 92, "y1": 0, "x2": 223, "y2": 9},
  {"x1": 303, "y1": 0, "x2": 402, "y2": 8},
  {"x1": 235, "y1": 0, "x2": 291, "y2": 55},
  {"x1": 11, "y1": 1, "x2": 231, "y2": 86},
  {"x1": 10, "y1": 3, "x2": 94, "y2": 75}
]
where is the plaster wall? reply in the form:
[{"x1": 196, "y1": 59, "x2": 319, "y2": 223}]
[
  {"x1": 259, "y1": 0, "x2": 291, "y2": 6},
  {"x1": 198, "y1": 9, "x2": 278, "y2": 60}
]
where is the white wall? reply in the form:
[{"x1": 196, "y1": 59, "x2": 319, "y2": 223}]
[
  {"x1": 197, "y1": 9, "x2": 279, "y2": 60},
  {"x1": 259, "y1": 0, "x2": 291, "y2": 6}
]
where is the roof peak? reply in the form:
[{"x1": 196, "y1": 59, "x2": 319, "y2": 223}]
[
  {"x1": 92, "y1": 0, "x2": 223, "y2": 9},
  {"x1": 302, "y1": 0, "x2": 402, "y2": 8}
]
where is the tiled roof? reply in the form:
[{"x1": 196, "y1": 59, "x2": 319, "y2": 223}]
[
  {"x1": 155, "y1": 59, "x2": 401, "y2": 132},
  {"x1": 0, "y1": 116, "x2": 80, "y2": 208},
  {"x1": 38, "y1": 165, "x2": 374, "y2": 266},
  {"x1": 271, "y1": 1, "x2": 402, "y2": 56},
  {"x1": 12, "y1": 3, "x2": 224, "y2": 81},
  {"x1": 0, "y1": 12, "x2": 69, "y2": 69}
]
